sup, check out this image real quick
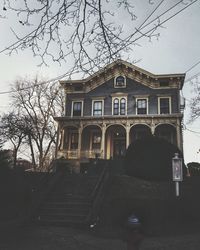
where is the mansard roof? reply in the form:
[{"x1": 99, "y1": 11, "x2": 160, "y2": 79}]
[{"x1": 60, "y1": 59, "x2": 185, "y2": 92}]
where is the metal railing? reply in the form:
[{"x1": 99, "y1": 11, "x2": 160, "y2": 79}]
[{"x1": 86, "y1": 160, "x2": 111, "y2": 224}]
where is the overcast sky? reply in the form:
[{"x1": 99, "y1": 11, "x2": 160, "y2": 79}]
[{"x1": 0, "y1": 0, "x2": 200, "y2": 163}]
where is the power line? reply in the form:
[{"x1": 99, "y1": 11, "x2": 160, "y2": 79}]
[
  {"x1": 0, "y1": 0, "x2": 197, "y2": 95},
  {"x1": 110, "y1": 0, "x2": 199, "y2": 62},
  {"x1": 125, "y1": 0, "x2": 166, "y2": 43},
  {"x1": 185, "y1": 59, "x2": 200, "y2": 73},
  {"x1": 0, "y1": 69, "x2": 81, "y2": 95},
  {"x1": 184, "y1": 71, "x2": 200, "y2": 83},
  {"x1": 184, "y1": 127, "x2": 200, "y2": 138}
]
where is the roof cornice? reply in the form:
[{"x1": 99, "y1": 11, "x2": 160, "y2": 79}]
[{"x1": 59, "y1": 59, "x2": 185, "y2": 90}]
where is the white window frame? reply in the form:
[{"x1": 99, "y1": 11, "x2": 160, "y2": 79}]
[
  {"x1": 71, "y1": 100, "x2": 84, "y2": 117},
  {"x1": 114, "y1": 75, "x2": 126, "y2": 88},
  {"x1": 92, "y1": 99, "x2": 104, "y2": 116},
  {"x1": 136, "y1": 97, "x2": 148, "y2": 115},
  {"x1": 158, "y1": 97, "x2": 171, "y2": 114},
  {"x1": 112, "y1": 96, "x2": 127, "y2": 115}
]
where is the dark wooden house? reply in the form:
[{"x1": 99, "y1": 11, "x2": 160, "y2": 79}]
[{"x1": 54, "y1": 60, "x2": 185, "y2": 162}]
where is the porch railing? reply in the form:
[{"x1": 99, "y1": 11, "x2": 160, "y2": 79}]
[
  {"x1": 57, "y1": 149, "x2": 102, "y2": 159},
  {"x1": 81, "y1": 150, "x2": 102, "y2": 159}
]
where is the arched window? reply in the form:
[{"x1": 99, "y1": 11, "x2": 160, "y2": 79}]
[
  {"x1": 113, "y1": 97, "x2": 127, "y2": 115},
  {"x1": 115, "y1": 76, "x2": 126, "y2": 88},
  {"x1": 113, "y1": 98, "x2": 119, "y2": 115},
  {"x1": 120, "y1": 98, "x2": 126, "y2": 115}
]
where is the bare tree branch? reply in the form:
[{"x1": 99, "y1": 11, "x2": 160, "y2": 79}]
[{"x1": 1, "y1": 0, "x2": 196, "y2": 77}]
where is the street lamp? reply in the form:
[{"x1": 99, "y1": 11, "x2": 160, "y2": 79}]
[{"x1": 172, "y1": 153, "x2": 183, "y2": 197}]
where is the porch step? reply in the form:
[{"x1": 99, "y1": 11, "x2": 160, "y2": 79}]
[
  {"x1": 34, "y1": 160, "x2": 110, "y2": 227},
  {"x1": 35, "y1": 174, "x2": 98, "y2": 226}
]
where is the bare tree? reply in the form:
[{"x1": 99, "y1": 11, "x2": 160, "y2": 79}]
[
  {"x1": 189, "y1": 78, "x2": 200, "y2": 122},
  {"x1": 11, "y1": 77, "x2": 64, "y2": 170},
  {"x1": 0, "y1": 112, "x2": 26, "y2": 167},
  {"x1": 1, "y1": 0, "x2": 196, "y2": 77}
]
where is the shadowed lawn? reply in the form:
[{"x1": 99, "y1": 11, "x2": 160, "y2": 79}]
[{"x1": 98, "y1": 174, "x2": 200, "y2": 237}]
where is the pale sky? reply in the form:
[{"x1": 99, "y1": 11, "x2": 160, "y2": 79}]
[{"x1": 0, "y1": 0, "x2": 200, "y2": 164}]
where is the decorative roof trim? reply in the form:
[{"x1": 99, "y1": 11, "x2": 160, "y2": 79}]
[{"x1": 59, "y1": 59, "x2": 185, "y2": 91}]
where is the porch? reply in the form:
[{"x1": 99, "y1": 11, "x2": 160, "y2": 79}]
[{"x1": 55, "y1": 114, "x2": 182, "y2": 161}]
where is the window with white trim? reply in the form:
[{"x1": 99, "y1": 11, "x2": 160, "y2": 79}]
[
  {"x1": 114, "y1": 76, "x2": 126, "y2": 88},
  {"x1": 159, "y1": 97, "x2": 171, "y2": 114},
  {"x1": 112, "y1": 97, "x2": 127, "y2": 115},
  {"x1": 92, "y1": 100, "x2": 103, "y2": 116},
  {"x1": 72, "y1": 101, "x2": 83, "y2": 117},
  {"x1": 120, "y1": 98, "x2": 126, "y2": 115},
  {"x1": 113, "y1": 98, "x2": 119, "y2": 115},
  {"x1": 136, "y1": 98, "x2": 148, "y2": 114}
]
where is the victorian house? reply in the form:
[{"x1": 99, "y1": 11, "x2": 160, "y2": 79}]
[{"x1": 54, "y1": 60, "x2": 185, "y2": 162}]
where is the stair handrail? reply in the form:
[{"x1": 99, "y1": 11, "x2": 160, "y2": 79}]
[{"x1": 87, "y1": 160, "x2": 111, "y2": 223}]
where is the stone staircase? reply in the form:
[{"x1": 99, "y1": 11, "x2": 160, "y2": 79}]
[{"x1": 35, "y1": 173, "x2": 101, "y2": 226}]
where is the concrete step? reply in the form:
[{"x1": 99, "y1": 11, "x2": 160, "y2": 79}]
[
  {"x1": 35, "y1": 218, "x2": 87, "y2": 226},
  {"x1": 39, "y1": 207, "x2": 89, "y2": 215},
  {"x1": 37, "y1": 213, "x2": 87, "y2": 224},
  {"x1": 42, "y1": 201, "x2": 90, "y2": 207},
  {"x1": 34, "y1": 168, "x2": 106, "y2": 226}
]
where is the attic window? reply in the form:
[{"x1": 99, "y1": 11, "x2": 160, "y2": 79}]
[
  {"x1": 159, "y1": 81, "x2": 169, "y2": 87},
  {"x1": 114, "y1": 76, "x2": 126, "y2": 88}
]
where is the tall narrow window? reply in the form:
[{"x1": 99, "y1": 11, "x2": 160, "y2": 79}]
[
  {"x1": 93, "y1": 100, "x2": 103, "y2": 116},
  {"x1": 159, "y1": 97, "x2": 170, "y2": 114},
  {"x1": 113, "y1": 97, "x2": 127, "y2": 115},
  {"x1": 120, "y1": 98, "x2": 126, "y2": 115},
  {"x1": 113, "y1": 98, "x2": 119, "y2": 115},
  {"x1": 137, "y1": 99, "x2": 147, "y2": 114},
  {"x1": 72, "y1": 101, "x2": 82, "y2": 116},
  {"x1": 70, "y1": 132, "x2": 78, "y2": 149}
]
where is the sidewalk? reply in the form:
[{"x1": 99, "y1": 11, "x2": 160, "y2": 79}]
[{"x1": 1, "y1": 225, "x2": 200, "y2": 250}]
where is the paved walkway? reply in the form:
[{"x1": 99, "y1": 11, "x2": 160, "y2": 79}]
[{"x1": 1, "y1": 225, "x2": 200, "y2": 250}]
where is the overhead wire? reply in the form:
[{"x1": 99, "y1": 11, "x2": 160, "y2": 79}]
[
  {"x1": 125, "y1": 0, "x2": 183, "y2": 43},
  {"x1": 183, "y1": 126, "x2": 200, "y2": 139},
  {"x1": 0, "y1": 0, "x2": 198, "y2": 95},
  {"x1": 185, "y1": 59, "x2": 200, "y2": 74}
]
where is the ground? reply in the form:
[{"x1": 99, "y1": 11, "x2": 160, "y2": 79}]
[
  {"x1": 1, "y1": 225, "x2": 200, "y2": 250},
  {"x1": 1, "y1": 168, "x2": 200, "y2": 249}
]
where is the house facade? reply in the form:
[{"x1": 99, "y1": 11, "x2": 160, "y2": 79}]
[{"x1": 54, "y1": 60, "x2": 185, "y2": 162}]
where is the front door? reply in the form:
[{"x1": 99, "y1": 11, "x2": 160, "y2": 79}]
[{"x1": 113, "y1": 138, "x2": 126, "y2": 158}]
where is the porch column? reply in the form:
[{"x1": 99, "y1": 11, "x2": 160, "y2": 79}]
[
  {"x1": 55, "y1": 124, "x2": 61, "y2": 159},
  {"x1": 101, "y1": 124, "x2": 106, "y2": 159},
  {"x1": 176, "y1": 119, "x2": 182, "y2": 152},
  {"x1": 78, "y1": 126, "x2": 83, "y2": 158},
  {"x1": 151, "y1": 118, "x2": 155, "y2": 135},
  {"x1": 126, "y1": 123, "x2": 131, "y2": 149}
]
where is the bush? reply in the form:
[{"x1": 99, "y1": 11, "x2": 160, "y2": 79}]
[
  {"x1": 187, "y1": 162, "x2": 200, "y2": 176},
  {"x1": 0, "y1": 168, "x2": 32, "y2": 221},
  {"x1": 125, "y1": 136, "x2": 186, "y2": 181}
]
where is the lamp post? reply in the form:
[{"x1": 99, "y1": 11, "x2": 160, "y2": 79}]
[{"x1": 172, "y1": 153, "x2": 183, "y2": 197}]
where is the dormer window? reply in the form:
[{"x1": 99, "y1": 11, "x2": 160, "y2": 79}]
[{"x1": 114, "y1": 76, "x2": 126, "y2": 88}]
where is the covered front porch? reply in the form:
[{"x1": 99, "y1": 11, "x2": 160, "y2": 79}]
[{"x1": 55, "y1": 115, "x2": 182, "y2": 161}]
